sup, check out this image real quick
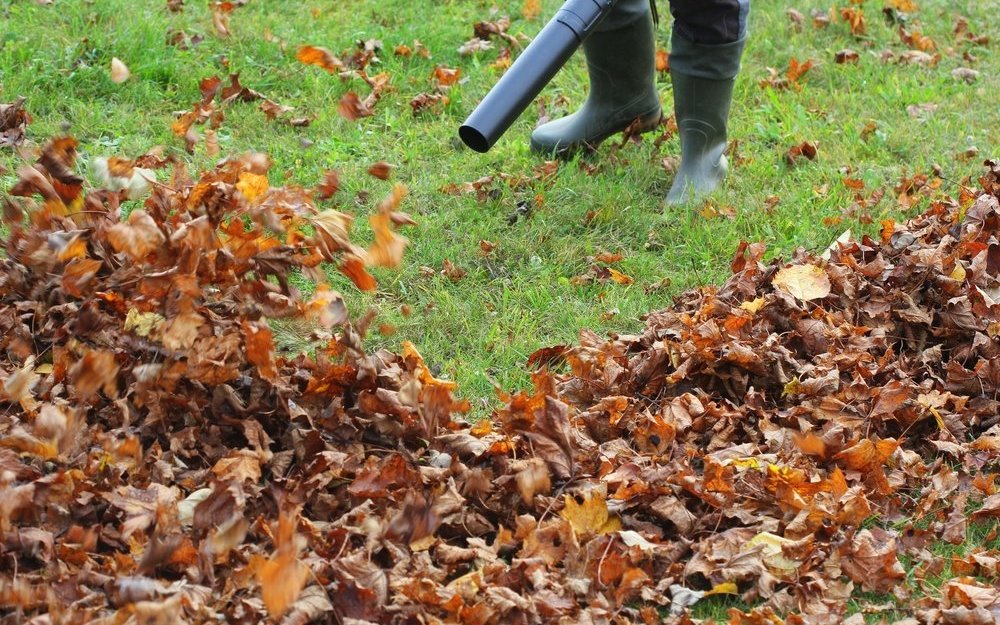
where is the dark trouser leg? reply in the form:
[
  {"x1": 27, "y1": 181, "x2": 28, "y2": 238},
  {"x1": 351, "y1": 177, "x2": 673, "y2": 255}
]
[{"x1": 665, "y1": 0, "x2": 749, "y2": 204}]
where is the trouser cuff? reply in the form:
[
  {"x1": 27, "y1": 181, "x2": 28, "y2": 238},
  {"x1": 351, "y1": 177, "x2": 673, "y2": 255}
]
[
  {"x1": 669, "y1": 32, "x2": 747, "y2": 80},
  {"x1": 596, "y1": 0, "x2": 652, "y2": 31}
]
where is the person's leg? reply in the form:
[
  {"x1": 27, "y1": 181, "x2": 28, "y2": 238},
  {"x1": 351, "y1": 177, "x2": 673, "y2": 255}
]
[
  {"x1": 530, "y1": 0, "x2": 662, "y2": 155},
  {"x1": 664, "y1": 0, "x2": 749, "y2": 205}
]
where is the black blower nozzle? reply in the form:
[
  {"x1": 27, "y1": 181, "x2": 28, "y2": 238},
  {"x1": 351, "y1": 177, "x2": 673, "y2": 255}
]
[{"x1": 459, "y1": 0, "x2": 618, "y2": 153}]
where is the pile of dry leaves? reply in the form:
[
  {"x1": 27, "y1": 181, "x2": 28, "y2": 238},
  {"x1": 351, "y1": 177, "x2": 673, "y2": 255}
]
[{"x1": 1, "y1": 138, "x2": 1000, "y2": 625}]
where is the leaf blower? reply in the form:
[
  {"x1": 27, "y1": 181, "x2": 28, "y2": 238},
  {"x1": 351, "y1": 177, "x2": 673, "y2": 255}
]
[{"x1": 458, "y1": 0, "x2": 618, "y2": 153}]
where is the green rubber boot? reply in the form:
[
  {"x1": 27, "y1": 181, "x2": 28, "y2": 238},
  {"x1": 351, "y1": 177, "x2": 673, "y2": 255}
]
[
  {"x1": 530, "y1": 0, "x2": 662, "y2": 156},
  {"x1": 664, "y1": 34, "x2": 746, "y2": 205}
]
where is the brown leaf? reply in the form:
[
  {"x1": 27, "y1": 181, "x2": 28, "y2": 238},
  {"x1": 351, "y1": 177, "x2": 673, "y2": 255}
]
[
  {"x1": 785, "y1": 140, "x2": 818, "y2": 166},
  {"x1": 367, "y1": 161, "x2": 393, "y2": 180},
  {"x1": 316, "y1": 169, "x2": 340, "y2": 200},
  {"x1": 242, "y1": 320, "x2": 278, "y2": 381},
  {"x1": 0, "y1": 97, "x2": 31, "y2": 147},
  {"x1": 70, "y1": 349, "x2": 119, "y2": 400},
  {"x1": 835, "y1": 49, "x2": 860, "y2": 64},
  {"x1": 212, "y1": 450, "x2": 262, "y2": 484},
  {"x1": 210, "y1": 1, "x2": 234, "y2": 38},
  {"x1": 107, "y1": 210, "x2": 166, "y2": 260}
]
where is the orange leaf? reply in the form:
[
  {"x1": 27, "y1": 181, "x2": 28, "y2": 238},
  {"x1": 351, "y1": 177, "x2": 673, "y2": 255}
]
[
  {"x1": 833, "y1": 438, "x2": 900, "y2": 471},
  {"x1": 257, "y1": 512, "x2": 308, "y2": 618},
  {"x1": 608, "y1": 268, "x2": 634, "y2": 286},
  {"x1": 242, "y1": 320, "x2": 278, "y2": 381},
  {"x1": 433, "y1": 66, "x2": 461, "y2": 87},
  {"x1": 594, "y1": 252, "x2": 623, "y2": 264},
  {"x1": 522, "y1": 0, "x2": 541, "y2": 20},
  {"x1": 341, "y1": 254, "x2": 378, "y2": 291},
  {"x1": 70, "y1": 349, "x2": 119, "y2": 400},
  {"x1": 296, "y1": 45, "x2": 343, "y2": 73},
  {"x1": 655, "y1": 49, "x2": 670, "y2": 73},
  {"x1": 236, "y1": 172, "x2": 269, "y2": 203}
]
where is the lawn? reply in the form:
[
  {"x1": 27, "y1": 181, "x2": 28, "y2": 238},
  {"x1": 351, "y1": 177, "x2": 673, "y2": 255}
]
[{"x1": 2, "y1": 0, "x2": 994, "y2": 409}]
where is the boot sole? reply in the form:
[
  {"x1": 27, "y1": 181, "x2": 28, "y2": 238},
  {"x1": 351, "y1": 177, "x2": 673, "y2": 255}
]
[{"x1": 530, "y1": 110, "x2": 664, "y2": 158}]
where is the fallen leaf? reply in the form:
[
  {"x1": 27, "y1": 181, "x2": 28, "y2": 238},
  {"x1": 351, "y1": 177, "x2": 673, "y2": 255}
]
[
  {"x1": 561, "y1": 491, "x2": 622, "y2": 537},
  {"x1": 110, "y1": 57, "x2": 130, "y2": 83},
  {"x1": 773, "y1": 264, "x2": 831, "y2": 301}
]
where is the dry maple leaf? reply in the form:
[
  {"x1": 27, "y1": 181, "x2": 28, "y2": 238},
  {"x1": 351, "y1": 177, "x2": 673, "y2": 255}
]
[
  {"x1": 772, "y1": 264, "x2": 831, "y2": 301},
  {"x1": 410, "y1": 92, "x2": 449, "y2": 116},
  {"x1": 561, "y1": 490, "x2": 622, "y2": 537},
  {"x1": 366, "y1": 184, "x2": 410, "y2": 268},
  {"x1": 655, "y1": 49, "x2": 670, "y2": 73},
  {"x1": 787, "y1": 9, "x2": 805, "y2": 30}
]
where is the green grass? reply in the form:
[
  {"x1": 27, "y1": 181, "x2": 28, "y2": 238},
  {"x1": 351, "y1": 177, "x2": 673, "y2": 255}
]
[{"x1": 1, "y1": 0, "x2": 996, "y2": 411}]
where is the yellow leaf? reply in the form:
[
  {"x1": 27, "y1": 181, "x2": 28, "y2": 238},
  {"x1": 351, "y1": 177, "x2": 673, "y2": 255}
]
[
  {"x1": 561, "y1": 491, "x2": 622, "y2": 537},
  {"x1": 949, "y1": 263, "x2": 967, "y2": 282},
  {"x1": 236, "y1": 172, "x2": 269, "y2": 204},
  {"x1": 745, "y1": 532, "x2": 800, "y2": 573},
  {"x1": 124, "y1": 308, "x2": 165, "y2": 337},
  {"x1": 446, "y1": 569, "x2": 483, "y2": 594},
  {"x1": 728, "y1": 457, "x2": 762, "y2": 471},
  {"x1": 739, "y1": 297, "x2": 766, "y2": 314},
  {"x1": 705, "y1": 582, "x2": 739, "y2": 596},
  {"x1": 887, "y1": 0, "x2": 917, "y2": 11},
  {"x1": 929, "y1": 406, "x2": 946, "y2": 431},
  {"x1": 773, "y1": 264, "x2": 831, "y2": 301}
]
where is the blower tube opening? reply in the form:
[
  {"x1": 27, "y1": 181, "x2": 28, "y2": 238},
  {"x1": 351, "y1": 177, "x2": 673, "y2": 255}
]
[{"x1": 458, "y1": 125, "x2": 491, "y2": 153}]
